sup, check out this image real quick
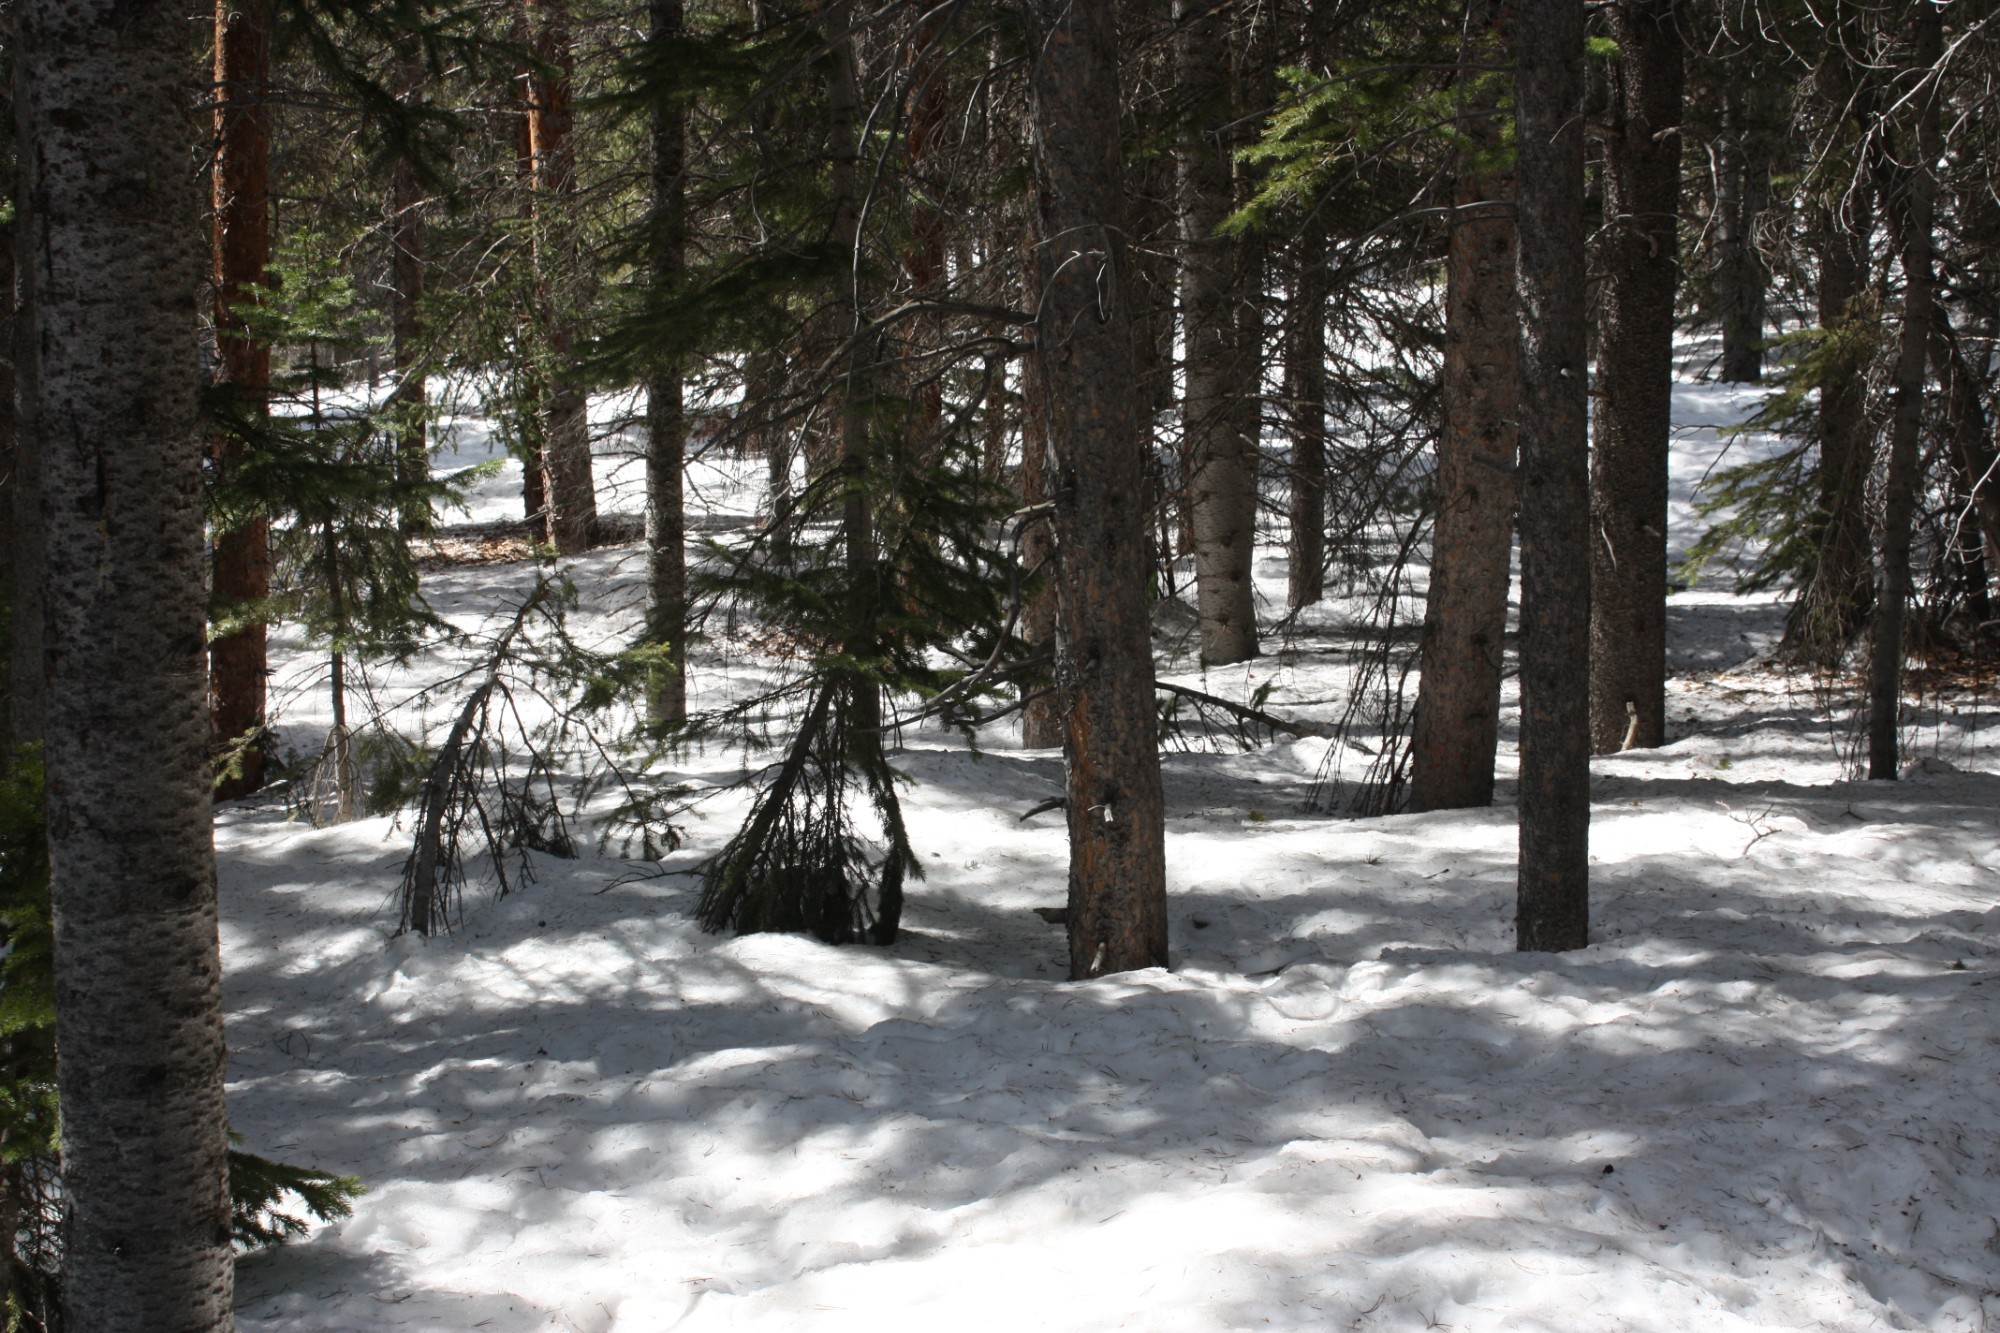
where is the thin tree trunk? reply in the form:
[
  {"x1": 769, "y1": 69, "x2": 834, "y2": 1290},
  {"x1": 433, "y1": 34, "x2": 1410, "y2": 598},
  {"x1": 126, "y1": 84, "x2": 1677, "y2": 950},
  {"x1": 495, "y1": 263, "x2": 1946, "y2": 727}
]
[
  {"x1": 1866, "y1": 8, "x2": 1940, "y2": 781},
  {"x1": 1588, "y1": 0, "x2": 1683, "y2": 754},
  {"x1": 1513, "y1": 0, "x2": 1591, "y2": 951},
  {"x1": 391, "y1": 38, "x2": 430, "y2": 534},
  {"x1": 1410, "y1": 0, "x2": 1517, "y2": 813},
  {"x1": 824, "y1": 0, "x2": 882, "y2": 737},
  {"x1": 1712, "y1": 83, "x2": 1768, "y2": 383},
  {"x1": 1942, "y1": 326, "x2": 2000, "y2": 605},
  {"x1": 646, "y1": 0, "x2": 688, "y2": 725},
  {"x1": 525, "y1": 0, "x2": 597, "y2": 554},
  {"x1": 18, "y1": 0, "x2": 235, "y2": 1320},
  {"x1": 1019, "y1": 297, "x2": 1062, "y2": 749},
  {"x1": 1021, "y1": 0, "x2": 1168, "y2": 978},
  {"x1": 1286, "y1": 224, "x2": 1328, "y2": 610},
  {"x1": 210, "y1": 0, "x2": 273, "y2": 799},
  {"x1": 512, "y1": 58, "x2": 547, "y2": 527},
  {"x1": 1786, "y1": 174, "x2": 1874, "y2": 663},
  {"x1": 0, "y1": 68, "x2": 18, "y2": 757},
  {"x1": 1176, "y1": 0, "x2": 1258, "y2": 665}
]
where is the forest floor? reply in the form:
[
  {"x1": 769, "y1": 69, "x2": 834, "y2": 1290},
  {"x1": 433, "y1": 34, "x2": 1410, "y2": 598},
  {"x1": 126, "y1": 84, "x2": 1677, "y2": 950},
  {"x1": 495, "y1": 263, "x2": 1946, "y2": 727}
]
[{"x1": 228, "y1": 380, "x2": 2000, "y2": 1331}]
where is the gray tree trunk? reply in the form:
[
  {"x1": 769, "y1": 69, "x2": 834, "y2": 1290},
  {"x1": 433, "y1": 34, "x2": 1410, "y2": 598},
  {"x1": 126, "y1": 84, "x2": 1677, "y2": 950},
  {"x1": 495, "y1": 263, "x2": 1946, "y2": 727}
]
[
  {"x1": 646, "y1": 0, "x2": 688, "y2": 725},
  {"x1": 1867, "y1": 7, "x2": 1941, "y2": 781},
  {"x1": 1176, "y1": 0, "x2": 1259, "y2": 665},
  {"x1": 1410, "y1": 0, "x2": 1517, "y2": 813},
  {"x1": 17, "y1": 0, "x2": 235, "y2": 1322},
  {"x1": 1021, "y1": 0, "x2": 1169, "y2": 979},
  {"x1": 7, "y1": 54, "x2": 37, "y2": 756},
  {"x1": 391, "y1": 37, "x2": 429, "y2": 534},
  {"x1": 1588, "y1": 0, "x2": 1684, "y2": 754},
  {"x1": 1513, "y1": 0, "x2": 1591, "y2": 951}
]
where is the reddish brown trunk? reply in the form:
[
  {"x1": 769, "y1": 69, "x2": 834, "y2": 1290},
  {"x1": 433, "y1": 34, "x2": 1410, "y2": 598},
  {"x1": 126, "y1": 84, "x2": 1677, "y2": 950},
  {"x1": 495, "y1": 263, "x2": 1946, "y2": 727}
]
[
  {"x1": 210, "y1": 0, "x2": 272, "y2": 799},
  {"x1": 524, "y1": 0, "x2": 595, "y2": 553},
  {"x1": 1410, "y1": 0, "x2": 1517, "y2": 812}
]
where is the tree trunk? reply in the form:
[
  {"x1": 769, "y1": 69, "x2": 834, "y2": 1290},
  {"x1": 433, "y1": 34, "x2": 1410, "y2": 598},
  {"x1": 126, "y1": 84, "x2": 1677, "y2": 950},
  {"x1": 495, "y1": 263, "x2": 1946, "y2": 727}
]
[
  {"x1": 1286, "y1": 224, "x2": 1328, "y2": 610},
  {"x1": 524, "y1": 0, "x2": 597, "y2": 554},
  {"x1": 391, "y1": 38, "x2": 430, "y2": 534},
  {"x1": 1588, "y1": 0, "x2": 1683, "y2": 754},
  {"x1": 1785, "y1": 174, "x2": 1874, "y2": 664},
  {"x1": 1018, "y1": 292, "x2": 1063, "y2": 749},
  {"x1": 1410, "y1": 0, "x2": 1517, "y2": 813},
  {"x1": 1868, "y1": 6, "x2": 1941, "y2": 781},
  {"x1": 645, "y1": 0, "x2": 688, "y2": 725},
  {"x1": 1513, "y1": 0, "x2": 1591, "y2": 951},
  {"x1": 7, "y1": 50, "x2": 39, "y2": 758},
  {"x1": 210, "y1": 0, "x2": 273, "y2": 799},
  {"x1": 18, "y1": 0, "x2": 235, "y2": 1321},
  {"x1": 1176, "y1": 0, "x2": 1259, "y2": 665},
  {"x1": 0, "y1": 68, "x2": 18, "y2": 757},
  {"x1": 1712, "y1": 83, "x2": 1768, "y2": 383},
  {"x1": 1021, "y1": 0, "x2": 1169, "y2": 979}
]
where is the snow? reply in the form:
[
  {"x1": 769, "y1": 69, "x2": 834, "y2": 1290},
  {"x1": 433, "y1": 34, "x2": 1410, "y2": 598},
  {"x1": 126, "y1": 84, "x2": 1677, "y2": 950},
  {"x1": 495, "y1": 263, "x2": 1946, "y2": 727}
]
[{"x1": 228, "y1": 379, "x2": 2000, "y2": 1330}]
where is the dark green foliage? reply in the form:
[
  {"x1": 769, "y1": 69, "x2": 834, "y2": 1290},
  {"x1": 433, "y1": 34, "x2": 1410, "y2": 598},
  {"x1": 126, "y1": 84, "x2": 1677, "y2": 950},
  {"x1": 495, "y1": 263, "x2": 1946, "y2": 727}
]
[
  {"x1": 226, "y1": 1141, "x2": 363, "y2": 1250},
  {"x1": 1680, "y1": 315, "x2": 1886, "y2": 597}
]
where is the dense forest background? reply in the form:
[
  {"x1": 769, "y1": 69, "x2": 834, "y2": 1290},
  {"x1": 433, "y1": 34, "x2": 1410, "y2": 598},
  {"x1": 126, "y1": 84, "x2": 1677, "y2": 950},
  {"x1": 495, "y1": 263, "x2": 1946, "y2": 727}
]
[{"x1": 1, "y1": 0, "x2": 1998, "y2": 1327}]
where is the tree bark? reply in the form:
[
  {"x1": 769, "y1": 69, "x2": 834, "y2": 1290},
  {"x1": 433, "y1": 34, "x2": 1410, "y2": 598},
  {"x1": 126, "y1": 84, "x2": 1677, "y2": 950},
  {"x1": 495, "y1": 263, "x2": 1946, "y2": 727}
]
[
  {"x1": 1021, "y1": 0, "x2": 1169, "y2": 978},
  {"x1": 210, "y1": 0, "x2": 273, "y2": 799},
  {"x1": 1513, "y1": 0, "x2": 1591, "y2": 951},
  {"x1": 524, "y1": 0, "x2": 597, "y2": 554},
  {"x1": 1784, "y1": 172, "x2": 1874, "y2": 664},
  {"x1": 646, "y1": 0, "x2": 688, "y2": 725},
  {"x1": 1711, "y1": 82, "x2": 1768, "y2": 383},
  {"x1": 391, "y1": 37, "x2": 430, "y2": 534},
  {"x1": 7, "y1": 49, "x2": 39, "y2": 758},
  {"x1": 1176, "y1": 0, "x2": 1259, "y2": 665},
  {"x1": 1588, "y1": 0, "x2": 1683, "y2": 754},
  {"x1": 1018, "y1": 290, "x2": 1062, "y2": 749},
  {"x1": 18, "y1": 0, "x2": 235, "y2": 1322},
  {"x1": 0, "y1": 65, "x2": 18, "y2": 756},
  {"x1": 1411, "y1": 0, "x2": 1518, "y2": 813},
  {"x1": 1286, "y1": 224, "x2": 1328, "y2": 610},
  {"x1": 1867, "y1": 6, "x2": 1941, "y2": 781}
]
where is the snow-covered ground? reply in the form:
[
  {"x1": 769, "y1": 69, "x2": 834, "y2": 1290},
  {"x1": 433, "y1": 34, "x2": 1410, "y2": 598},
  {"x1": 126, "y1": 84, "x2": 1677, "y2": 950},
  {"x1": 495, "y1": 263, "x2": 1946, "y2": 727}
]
[{"x1": 228, "y1": 382, "x2": 2000, "y2": 1330}]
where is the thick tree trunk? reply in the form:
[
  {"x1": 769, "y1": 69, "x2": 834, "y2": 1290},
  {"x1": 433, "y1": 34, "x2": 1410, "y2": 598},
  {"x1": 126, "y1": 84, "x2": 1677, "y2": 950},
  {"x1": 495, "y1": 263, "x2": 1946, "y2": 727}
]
[
  {"x1": 1513, "y1": 0, "x2": 1591, "y2": 951},
  {"x1": 18, "y1": 0, "x2": 235, "y2": 1322},
  {"x1": 210, "y1": 0, "x2": 273, "y2": 799},
  {"x1": 1176, "y1": 0, "x2": 1259, "y2": 665},
  {"x1": 524, "y1": 0, "x2": 597, "y2": 554},
  {"x1": 1286, "y1": 225, "x2": 1328, "y2": 610},
  {"x1": 1868, "y1": 7, "x2": 1941, "y2": 781},
  {"x1": 1021, "y1": 0, "x2": 1168, "y2": 979},
  {"x1": 1588, "y1": 0, "x2": 1683, "y2": 754},
  {"x1": 7, "y1": 54, "x2": 40, "y2": 755},
  {"x1": 391, "y1": 38, "x2": 430, "y2": 534},
  {"x1": 1410, "y1": 0, "x2": 1518, "y2": 813},
  {"x1": 646, "y1": 0, "x2": 688, "y2": 725}
]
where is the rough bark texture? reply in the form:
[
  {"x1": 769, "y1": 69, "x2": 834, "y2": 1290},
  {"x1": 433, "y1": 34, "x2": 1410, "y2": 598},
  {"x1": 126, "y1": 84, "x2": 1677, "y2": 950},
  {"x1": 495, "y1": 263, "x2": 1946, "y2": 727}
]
[
  {"x1": 1513, "y1": 0, "x2": 1591, "y2": 951},
  {"x1": 525, "y1": 0, "x2": 597, "y2": 554},
  {"x1": 1176, "y1": 0, "x2": 1259, "y2": 665},
  {"x1": 1021, "y1": 0, "x2": 1168, "y2": 979},
  {"x1": 7, "y1": 50, "x2": 41, "y2": 754},
  {"x1": 1867, "y1": 8, "x2": 1941, "y2": 781},
  {"x1": 1286, "y1": 224, "x2": 1328, "y2": 610},
  {"x1": 1588, "y1": 0, "x2": 1683, "y2": 754},
  {"x1": 210, "y1": 0, "x2": 272, "y2": 798},
  {"x1": 1410, "y1": 0, "x2": 1517, "y2": 813},
  {"x1": 645, "y1": 0, "x2": 688, "y2": 724},
  {"x1": 391, "y1": 37, "x2": 430, "y2": 534},
  {"x1": 18, "y1": 0, "x2": 236, "y2": 1323},
  {"x1": 0, "y1": 70, "x2": 18, "y2": 752}
]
